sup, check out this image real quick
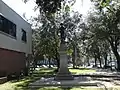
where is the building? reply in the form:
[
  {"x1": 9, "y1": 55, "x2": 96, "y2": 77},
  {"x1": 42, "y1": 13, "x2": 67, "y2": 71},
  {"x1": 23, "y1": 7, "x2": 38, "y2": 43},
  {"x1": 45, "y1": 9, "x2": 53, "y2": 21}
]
[{"x1": 0, "y1": 0, "x2": 32, "y2": 77}]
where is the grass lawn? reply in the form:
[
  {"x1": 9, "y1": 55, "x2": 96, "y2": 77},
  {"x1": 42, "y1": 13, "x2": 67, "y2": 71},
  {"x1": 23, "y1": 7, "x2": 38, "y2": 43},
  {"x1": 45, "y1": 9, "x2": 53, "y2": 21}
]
[
  {"x1": 35, "y1": 67, "x2": 96, "y2": 75},
  {"x1": 69, "y1": 68, "x2": 96, "y2": 74},
  {"x1": 1, "y1": 83, "x2": 120, "y2": 90},
  {"x1": 0, "y1": 67, "x2": 118, "y2": 90},
  {"x1": 38, "y1": 87, "x2": 120, "y2": 90}
]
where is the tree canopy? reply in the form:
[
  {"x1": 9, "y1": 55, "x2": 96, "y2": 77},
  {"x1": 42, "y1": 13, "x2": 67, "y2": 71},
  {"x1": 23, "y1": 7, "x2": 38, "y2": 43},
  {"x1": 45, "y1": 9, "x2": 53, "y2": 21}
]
[{"x1": 26, "y1": 0, "x2": 120, "y2": 70}]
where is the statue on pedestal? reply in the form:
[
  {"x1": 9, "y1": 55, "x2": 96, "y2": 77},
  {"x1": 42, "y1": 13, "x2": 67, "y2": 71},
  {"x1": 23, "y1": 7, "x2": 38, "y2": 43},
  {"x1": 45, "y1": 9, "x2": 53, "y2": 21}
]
[
  {"x1": 60, "y1": 23, "x2": 66, "y2": 43},
  {"x1": 55, "y1": 23, "x2": 73, "y2": 80}
]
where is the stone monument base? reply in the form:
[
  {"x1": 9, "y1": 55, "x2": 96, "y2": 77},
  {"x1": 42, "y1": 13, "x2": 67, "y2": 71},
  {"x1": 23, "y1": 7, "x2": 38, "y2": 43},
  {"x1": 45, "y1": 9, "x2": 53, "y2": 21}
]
[
  {"x1": 29, "y1": 76, "x2": 97, "y2": 89},
  {"x1": 55, "y1": 43, "x2": 74, "y2": 80},
  {"x1": 55, "y1": 68, "x2": 74, "y2": 80},
  {"x1": 55, "y1": 73, "x2": 74, "y2": 80}
]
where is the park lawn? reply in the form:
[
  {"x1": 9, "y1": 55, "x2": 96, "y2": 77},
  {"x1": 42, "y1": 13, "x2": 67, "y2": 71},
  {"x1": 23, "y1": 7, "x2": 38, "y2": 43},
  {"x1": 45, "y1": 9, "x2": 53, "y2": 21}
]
[
  {"x1": 0, "y1": 68, "x2": 97, "y2": 90},
  {"x1": 1, "y1": 83, "x2": 120, "y2": 90},
  {"x1": 35, "y1": 67, "x2": 96, "y2": 75},
  {"x1": 0, "y1": 75, "x2": 41, "y2": 90},
  {"x1": 69, "y1": 68, "x2": 96, "y2": 75},
  {"x1": 38, "y1": 87, "x2": 120, "y2": 90}
]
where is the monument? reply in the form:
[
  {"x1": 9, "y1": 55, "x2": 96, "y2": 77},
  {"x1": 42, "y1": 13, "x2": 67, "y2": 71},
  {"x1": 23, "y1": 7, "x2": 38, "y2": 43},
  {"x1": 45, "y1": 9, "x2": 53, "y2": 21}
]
[
  {"x1": 55, "y1": 23, "x2": 74, "y2": 80},
  {"x1": 28, "y1": 23, "x2": 97, "y2": 89}
]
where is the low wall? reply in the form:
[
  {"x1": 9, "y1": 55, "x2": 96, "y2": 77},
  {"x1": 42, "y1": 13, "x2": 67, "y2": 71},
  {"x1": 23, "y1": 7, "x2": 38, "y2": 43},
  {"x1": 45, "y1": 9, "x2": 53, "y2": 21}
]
[{"x1": 0, "y1": 48, "x2": 26, "y2": 76}]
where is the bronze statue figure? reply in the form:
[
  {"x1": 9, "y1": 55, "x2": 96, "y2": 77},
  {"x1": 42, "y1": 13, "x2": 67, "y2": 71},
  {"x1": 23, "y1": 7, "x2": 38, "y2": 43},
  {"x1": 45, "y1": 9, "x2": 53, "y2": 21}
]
[{"x1": 60, "y1": 23, "x2": 66, "y2": 43}]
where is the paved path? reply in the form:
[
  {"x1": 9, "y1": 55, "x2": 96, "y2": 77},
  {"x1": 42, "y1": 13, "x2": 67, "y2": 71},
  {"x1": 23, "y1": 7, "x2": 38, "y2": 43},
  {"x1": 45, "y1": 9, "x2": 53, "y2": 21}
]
[
  {"x1": 29, "y1": 76, "x2": 120, "y2": 89},
  {"x1": 29, "y1": 68, "x2": 120, "y2": 89}
]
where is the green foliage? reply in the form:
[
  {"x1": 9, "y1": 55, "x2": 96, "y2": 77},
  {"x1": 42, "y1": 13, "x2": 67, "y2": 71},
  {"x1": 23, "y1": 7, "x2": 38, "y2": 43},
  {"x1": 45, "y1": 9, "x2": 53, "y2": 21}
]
[
  {"x1": 86, "y1": 0, "x2": 120, "y2": 69},
  {"x1": 66, "y1": 49, "x2": 73, "y2": 55},
  {"x1": 36, "y1": 0, "x2": 76, "y2": 14},
  {"x1": 27, "y1": 0, "x2": 120, "y2": 67},
  {"x1": 32, "y1": 22, "x2": 59, "y2": 60},
  {"x1": 65, "y1": 5, "x2": 70, "y2": 12},
  {"x1": 100, "y1": 0, "x2": 111, "y2": 7},
  {"x1": 32, "y1": 5, "x2": 83, "y2": 62}
]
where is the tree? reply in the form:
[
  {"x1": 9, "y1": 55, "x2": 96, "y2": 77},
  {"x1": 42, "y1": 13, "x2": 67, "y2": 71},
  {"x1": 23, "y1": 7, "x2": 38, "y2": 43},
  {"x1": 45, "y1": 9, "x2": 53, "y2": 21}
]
[
  {"x1": 24, "y1": 0, "x2": 75, "y2": 13},
  {"x1": 26, "y1": 0, "x2": 120, "y2": 70},
  {"x1": 32, "y1": 15, "x2": 60, "y2": 69},
  {"x1": 86, "y1": 2, "x2": 120, "y2": 70}
]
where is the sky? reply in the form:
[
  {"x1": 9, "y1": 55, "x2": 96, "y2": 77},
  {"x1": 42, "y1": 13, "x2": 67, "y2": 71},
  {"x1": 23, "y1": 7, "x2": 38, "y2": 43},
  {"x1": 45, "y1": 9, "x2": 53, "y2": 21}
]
[
  {"x1": 2, "y1": 0, "x2": 92, "y2": 20},
  {"x1": 2, "y1": 0, "x2": 39, "y2": 19},
  {"x1": 72, "y1": 0, "x2": 92, "y2": 15}
]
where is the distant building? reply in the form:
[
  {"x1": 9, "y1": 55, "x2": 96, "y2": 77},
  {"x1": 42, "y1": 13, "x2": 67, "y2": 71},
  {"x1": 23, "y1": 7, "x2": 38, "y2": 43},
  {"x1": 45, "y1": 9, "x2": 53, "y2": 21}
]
[{"x1": 0, "y1": 0, "x2": 32, "y2": 77}]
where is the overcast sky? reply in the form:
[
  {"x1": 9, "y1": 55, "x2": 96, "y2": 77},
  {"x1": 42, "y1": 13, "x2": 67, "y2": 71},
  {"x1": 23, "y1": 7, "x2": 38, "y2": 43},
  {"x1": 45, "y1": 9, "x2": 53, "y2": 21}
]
[{"x1": 2, "y1": 0, "x2": 92, "y2": 20}]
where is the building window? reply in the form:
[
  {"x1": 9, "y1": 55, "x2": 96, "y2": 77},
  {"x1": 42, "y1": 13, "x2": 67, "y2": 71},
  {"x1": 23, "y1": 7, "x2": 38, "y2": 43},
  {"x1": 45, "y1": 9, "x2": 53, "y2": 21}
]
[
  {"x1": 0, "y1": 15, "x2": 16, "y2": 38},
  {"x1": 0, "y1": 15, "x2": 3, "y2": 31},
  {"x1": 22, "y1": 29, "x2": 27, "y2": 42}
]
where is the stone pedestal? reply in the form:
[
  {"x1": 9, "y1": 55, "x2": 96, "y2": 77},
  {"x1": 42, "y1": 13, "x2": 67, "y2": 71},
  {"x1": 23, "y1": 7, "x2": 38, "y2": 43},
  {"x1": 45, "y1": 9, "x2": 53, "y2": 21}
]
[{"x1": 55, "y1": 43, "x2": 74, "y2": 80}]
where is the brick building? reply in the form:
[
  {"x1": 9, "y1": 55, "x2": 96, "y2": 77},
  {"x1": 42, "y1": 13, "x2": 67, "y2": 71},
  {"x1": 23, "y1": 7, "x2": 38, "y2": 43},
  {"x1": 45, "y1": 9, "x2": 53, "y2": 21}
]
[{"x1": 0, "y1": 0, "x2": 32, "y2": 76}]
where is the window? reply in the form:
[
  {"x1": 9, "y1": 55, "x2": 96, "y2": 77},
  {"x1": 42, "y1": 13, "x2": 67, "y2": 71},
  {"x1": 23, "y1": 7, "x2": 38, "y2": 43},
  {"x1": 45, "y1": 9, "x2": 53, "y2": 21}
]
[
  {"x1": 0, "y1": 16, "x2": 3, "y2": 30},
  {"x1": 0, "y1": 15, "x2": 16, "y2": 38},
  {"x1": 22, "y1": 29, "x2": 27, "y2": 42}
]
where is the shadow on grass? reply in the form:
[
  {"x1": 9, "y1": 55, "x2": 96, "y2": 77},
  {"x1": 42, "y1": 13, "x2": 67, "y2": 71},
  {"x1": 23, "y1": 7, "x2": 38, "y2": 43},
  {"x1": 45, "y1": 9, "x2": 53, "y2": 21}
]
[
  {"x1": 36, "y1": 86, "x2": 74, "y2": 90},
  {"x1": 34, "y1": 68, "x2": 56, "y2": 75},
  {"x1": 10, "y1": 75, "x2": 41, "y2": 90},
  {"x1": 9, "y1": 67, "x2": 96, "y2": 90},
  {"x1": 69, "y1": 67, "x2": 94, "y2": 70},
  {"x1": 36, "y1": 86, "x2": 94, "y2": 90},
  {"x1": 10, "y1": 68, "x2": 57, "y2": 89}
]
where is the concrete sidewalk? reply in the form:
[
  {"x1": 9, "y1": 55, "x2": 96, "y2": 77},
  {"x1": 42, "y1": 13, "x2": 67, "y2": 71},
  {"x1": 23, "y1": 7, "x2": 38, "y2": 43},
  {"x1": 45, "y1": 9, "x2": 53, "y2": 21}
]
[
  {"x1": 29, "y1": 76, "x2": 97, "y2": 89},
  {"x1": 29, "y1": 68, "x2": 120, "y2": 89},
  {"x1": 29, "y1": 75, "x2": 120, "y2": 89}
]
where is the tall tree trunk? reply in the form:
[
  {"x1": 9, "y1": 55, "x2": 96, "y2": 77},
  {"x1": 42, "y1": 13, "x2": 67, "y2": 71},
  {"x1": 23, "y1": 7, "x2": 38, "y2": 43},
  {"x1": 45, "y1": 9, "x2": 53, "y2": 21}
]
[
  {"x1": 53, "y1": 45, "x2": 60, "y2": 72},
  {"x1": 56, "y1": 58, "x2": 60, "y2": 69},
  {"x1": 97, "y1": 52, "x2": 102, "y2": 68},
  {"x1": 99, "y1": 58, "x2": 102, "y2": 68},
  {"x1": 94, "y1": 55, "x2": 97, "y2": 67},
  {"x1": 110, "y1": 42, "x2": 120, "y2": 71},
  {"x1": 55, "y1": 51, "x2": 60, "y2": 72},
  {"x1": 33, "y1": 60, "x2": 36, "y2": 70},
  {"x1": 87, "y1": 57, "x2": 90, "y2": 66},
  {"x1": 97, "y1": 54, "x2": 102, "y2": 68},
  {"x1": 72, "y1": 53, "x2": 75, "y2": 69},
  {"x1": 112, "y1": 48, "x2": 120, "y2": 71},
  {"x1": 48, "y1": 57, "x2": 51, "y2": 68},
  {"x1": 72, "y1": 46, "x2": 76, "y2": 69},
  {"x1": 104, "y1": 53, "x2": 108, "y2": 69}
]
